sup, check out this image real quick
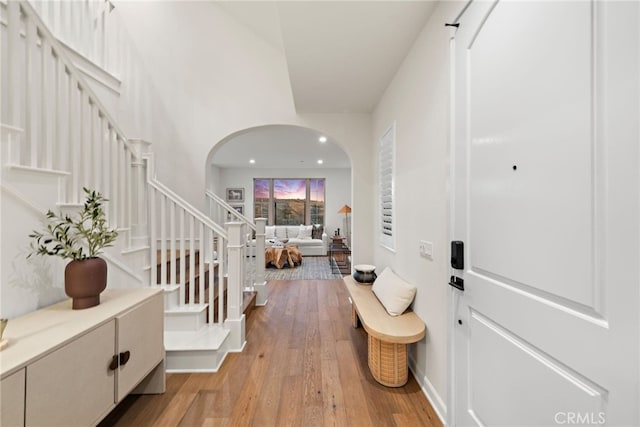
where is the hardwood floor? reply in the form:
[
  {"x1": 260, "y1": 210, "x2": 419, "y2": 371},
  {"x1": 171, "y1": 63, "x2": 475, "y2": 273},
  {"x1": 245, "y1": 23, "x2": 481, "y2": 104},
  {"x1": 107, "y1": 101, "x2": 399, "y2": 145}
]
[{"x1": 100, "y1": 280, "x2": 442, "y2": 427}]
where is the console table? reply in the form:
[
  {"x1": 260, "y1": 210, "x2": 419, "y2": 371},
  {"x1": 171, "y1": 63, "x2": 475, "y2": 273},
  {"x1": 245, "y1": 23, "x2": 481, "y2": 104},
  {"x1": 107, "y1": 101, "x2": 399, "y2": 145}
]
[
  {"x1": 329, "y1": 242, "x2": 351, "y2": 275},
  {"x1": 0, "y1": 288, "x2": 165, "y2": 426}
]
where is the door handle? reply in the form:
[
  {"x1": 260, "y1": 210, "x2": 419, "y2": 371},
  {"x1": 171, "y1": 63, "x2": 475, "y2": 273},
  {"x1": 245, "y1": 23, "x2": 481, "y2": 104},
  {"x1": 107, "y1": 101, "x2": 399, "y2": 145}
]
[
  {"x1": 449, "y1": 275, "x2": 464, "y2": 291},
  {"x1": 109, "y1": 354, "x2": 119, "y2": 371},
  {"x1": 109, "y1": 351, "x2": 131, "y2": 370},
  {"x1": 119, "y1": 350, "x2": 131, "y2": 367}
]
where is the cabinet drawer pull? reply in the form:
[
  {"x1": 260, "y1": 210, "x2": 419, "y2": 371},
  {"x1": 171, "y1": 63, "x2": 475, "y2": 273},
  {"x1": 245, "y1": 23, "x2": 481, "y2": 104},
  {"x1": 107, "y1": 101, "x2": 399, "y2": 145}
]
[
  {"x1": 119, "y1": 350, "x2": 131, "y2": 366},
  {"x1": 109, "y1": 355, "x2": 119, "y2": 371}
]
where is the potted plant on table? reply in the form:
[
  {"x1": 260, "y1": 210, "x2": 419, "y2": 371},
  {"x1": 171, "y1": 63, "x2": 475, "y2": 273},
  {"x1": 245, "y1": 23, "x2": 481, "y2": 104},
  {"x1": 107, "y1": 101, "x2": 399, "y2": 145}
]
[{"x1": 28, "y1": 188, "x2": 118, "y2": 309}]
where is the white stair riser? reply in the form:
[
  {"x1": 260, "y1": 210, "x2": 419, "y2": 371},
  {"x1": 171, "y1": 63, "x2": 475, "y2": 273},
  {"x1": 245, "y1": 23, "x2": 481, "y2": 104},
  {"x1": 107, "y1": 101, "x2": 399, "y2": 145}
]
[
  {"x1": 163, "y1": 288, "x2": 180, "y2": 310},
  {"x1": 118, "y1": 246, "x2": 150, "y2": 273},
  {"x1": 165, "y1": 309, "x2": 207, "y2": 331},
  {"x1": 165, "y1": 349, "x2": 227, "y2": 373}
]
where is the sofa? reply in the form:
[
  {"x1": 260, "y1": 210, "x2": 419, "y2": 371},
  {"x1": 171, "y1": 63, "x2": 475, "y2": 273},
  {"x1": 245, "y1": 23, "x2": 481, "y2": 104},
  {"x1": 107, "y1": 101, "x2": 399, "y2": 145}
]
[{"x1": 246, "y1": 224, "x2": 328, "y2": 257}]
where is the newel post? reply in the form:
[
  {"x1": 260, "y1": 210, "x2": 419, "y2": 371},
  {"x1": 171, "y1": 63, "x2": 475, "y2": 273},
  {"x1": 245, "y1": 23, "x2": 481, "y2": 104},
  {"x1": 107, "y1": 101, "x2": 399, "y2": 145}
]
[
  {"x1": 224, "y1": 221, "x2": 246, "y2": 351},
  {"x1": 128, "y1": 139, "x2": 151, "y2": 247},
  {"x1": 254, "y1": 218, "x2": 267, "y2": 305}
]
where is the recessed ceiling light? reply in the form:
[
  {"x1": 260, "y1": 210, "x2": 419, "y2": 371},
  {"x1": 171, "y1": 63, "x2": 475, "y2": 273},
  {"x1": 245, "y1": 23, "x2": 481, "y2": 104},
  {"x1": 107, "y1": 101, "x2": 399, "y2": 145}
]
[
  {"x1": 318, "y1": 136, "x2": 327, "y2": 143},
  {"x1": 317, "y1": 159, "x2": 324, "y2": 164},
  {"x1": 249, "y1": 159, "x2": 255, "y2": 164}
]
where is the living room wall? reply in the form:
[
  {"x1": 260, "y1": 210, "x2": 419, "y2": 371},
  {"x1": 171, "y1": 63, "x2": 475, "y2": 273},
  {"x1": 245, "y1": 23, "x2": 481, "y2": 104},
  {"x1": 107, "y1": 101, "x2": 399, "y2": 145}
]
[
  {"x1": 213, "y1": 167, "x2": 351, "y2": 238},
  {"x1": 372, "y1": 2, "x2": 465, "y2": 423}
]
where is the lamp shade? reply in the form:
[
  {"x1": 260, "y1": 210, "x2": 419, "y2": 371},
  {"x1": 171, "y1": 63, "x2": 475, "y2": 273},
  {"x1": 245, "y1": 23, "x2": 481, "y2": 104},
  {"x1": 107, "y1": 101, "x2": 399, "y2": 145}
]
[{"x1": 338, "y1": 205, "x2": 352, "y2": 214}]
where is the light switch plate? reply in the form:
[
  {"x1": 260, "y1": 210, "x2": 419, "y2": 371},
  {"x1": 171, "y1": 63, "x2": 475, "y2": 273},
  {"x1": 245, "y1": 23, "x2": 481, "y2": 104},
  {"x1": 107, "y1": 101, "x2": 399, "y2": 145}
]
[{"x1": 419, "y1": 240, "x2": 433, "y2": 259}]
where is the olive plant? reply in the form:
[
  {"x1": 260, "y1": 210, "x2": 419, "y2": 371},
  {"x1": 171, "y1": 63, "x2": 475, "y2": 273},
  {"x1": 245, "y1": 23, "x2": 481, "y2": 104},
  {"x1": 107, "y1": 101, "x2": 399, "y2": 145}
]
[{"x1": 28, "y1": 188, "x2": 118, "y2": 260}]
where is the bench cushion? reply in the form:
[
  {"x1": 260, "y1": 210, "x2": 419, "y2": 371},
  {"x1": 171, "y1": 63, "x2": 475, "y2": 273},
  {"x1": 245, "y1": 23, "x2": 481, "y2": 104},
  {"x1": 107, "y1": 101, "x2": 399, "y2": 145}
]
[{"x1": 372, "y1": 267, "x2": 417, "y2": 316}]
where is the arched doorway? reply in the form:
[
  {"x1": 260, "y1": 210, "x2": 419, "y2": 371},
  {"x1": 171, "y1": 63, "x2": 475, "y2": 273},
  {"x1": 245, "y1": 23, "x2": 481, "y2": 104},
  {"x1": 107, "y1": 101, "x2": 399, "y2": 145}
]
[{"x1": 205, "y1": 124, "x2": 354, "y2": 275}]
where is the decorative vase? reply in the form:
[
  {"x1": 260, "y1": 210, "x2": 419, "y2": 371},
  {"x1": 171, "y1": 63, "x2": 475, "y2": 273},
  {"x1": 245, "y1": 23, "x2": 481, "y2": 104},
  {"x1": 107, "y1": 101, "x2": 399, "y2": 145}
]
[
  {"x1": 353, "y1": 264, "x2": 377, "y2": 284},
  {"x1": 65, "y1": 258, "x2": 107, "y2": 309}
]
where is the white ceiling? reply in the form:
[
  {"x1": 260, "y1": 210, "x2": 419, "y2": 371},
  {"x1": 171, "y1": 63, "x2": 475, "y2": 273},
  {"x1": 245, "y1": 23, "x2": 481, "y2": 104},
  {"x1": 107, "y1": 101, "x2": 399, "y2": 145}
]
[
  {"x1": 210, "y1": 1, "x2": 437, "y2": 168},
  {"x1": 211, "y1": 125, "x2": 351, "y2": 169},
  {"x1": 216, "y1": 1, "x2": 437, "y2": 113}
]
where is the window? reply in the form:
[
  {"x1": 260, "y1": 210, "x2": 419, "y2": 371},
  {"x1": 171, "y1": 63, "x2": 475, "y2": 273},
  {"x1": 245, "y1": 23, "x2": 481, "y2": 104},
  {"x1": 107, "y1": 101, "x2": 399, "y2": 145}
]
[
  {"x1": 309, "y1": 179, "x2": 325, "y2": 225},
  {"x1": 274, "y1": 179, "x2": 306, "y2": 225},
  {"x1": 254, "y1": 179, "x2": 271, "y2": 220},
  {"x1": 253, "y1": 178, "x2": 325, "y2": 225},
  {"x1": 379, "y1": 123, "x2": 395, "y2": 250}
]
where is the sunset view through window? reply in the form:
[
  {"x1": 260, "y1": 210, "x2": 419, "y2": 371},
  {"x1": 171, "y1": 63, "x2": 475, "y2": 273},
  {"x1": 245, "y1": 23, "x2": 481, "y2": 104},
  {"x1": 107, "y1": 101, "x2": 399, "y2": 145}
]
[{"x1": 254, "y1": 179, "x2": 325, "y2": 225}]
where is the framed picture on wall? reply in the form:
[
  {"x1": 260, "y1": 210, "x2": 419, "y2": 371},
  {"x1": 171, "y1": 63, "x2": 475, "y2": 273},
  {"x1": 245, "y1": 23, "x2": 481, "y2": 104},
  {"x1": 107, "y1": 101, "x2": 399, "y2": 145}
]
[
  {"x1": 227, "y1": 204, "x2": 244, "y2": 221},
  {"x1": 226, "y1": 188, "x2": 244, "y2": 202}
]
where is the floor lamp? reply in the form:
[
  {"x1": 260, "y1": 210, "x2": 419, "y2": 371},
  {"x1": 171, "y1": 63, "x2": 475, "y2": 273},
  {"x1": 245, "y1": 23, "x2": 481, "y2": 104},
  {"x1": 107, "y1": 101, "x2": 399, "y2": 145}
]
[{"x1": 338, "y1": 204, "x2": 352, "y2": 246}]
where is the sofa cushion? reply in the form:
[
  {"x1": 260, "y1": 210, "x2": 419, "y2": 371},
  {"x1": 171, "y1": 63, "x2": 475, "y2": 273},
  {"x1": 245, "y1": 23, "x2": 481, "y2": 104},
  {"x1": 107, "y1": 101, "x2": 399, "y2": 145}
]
[
  {"x1": 312, "y1": 224, "x2": 324, "y2": 239},
  {"x1": 285, "y1": 226, "x2": 299, "y2": 239},
  {"x1": 265, "y1": 226, "x2": 275, "y2": 239},
  {"x1": 297, "y1": 225, "x2": 313, "y2": 240},
  {"x1": 288, "y1": 238, "x2": 322, "y2": 247},
  {"x1": 275, "y1": 227, "x2": 288, "y2": 240},
  {"x1": 371, "y1": 267, "x2": 417, "y2": 316}
]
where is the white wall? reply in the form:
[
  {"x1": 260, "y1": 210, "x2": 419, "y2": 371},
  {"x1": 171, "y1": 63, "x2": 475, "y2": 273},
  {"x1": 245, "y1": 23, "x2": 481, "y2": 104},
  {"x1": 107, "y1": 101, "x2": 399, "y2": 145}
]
[
  {"x1": 372, "y1": 2, "x2": 465, "y2": 422},
  {"x1": 216, "y1": 167, "x2": 351, "y2": 237},
  {"x1": 115, "y1": 2, "x2": 375, "y2": 266}
]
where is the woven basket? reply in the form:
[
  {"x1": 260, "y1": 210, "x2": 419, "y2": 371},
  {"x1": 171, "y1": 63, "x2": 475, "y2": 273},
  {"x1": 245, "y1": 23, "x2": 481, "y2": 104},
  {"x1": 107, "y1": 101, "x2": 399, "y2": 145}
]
[{"x1": 368, "y1": 335, "x2": 408, "y2": 387}]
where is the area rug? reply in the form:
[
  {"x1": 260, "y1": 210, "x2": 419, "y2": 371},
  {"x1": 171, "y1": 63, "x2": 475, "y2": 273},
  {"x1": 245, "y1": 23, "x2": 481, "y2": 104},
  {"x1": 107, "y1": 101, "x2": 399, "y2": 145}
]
[{"x1": 245, "y1": 256, "x2": 343, "y2": 280}]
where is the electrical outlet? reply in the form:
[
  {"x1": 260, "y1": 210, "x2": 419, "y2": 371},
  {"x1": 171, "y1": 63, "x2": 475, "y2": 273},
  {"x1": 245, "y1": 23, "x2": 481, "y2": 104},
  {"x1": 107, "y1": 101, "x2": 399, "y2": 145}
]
[{"x1": 419, "y1": 240, "x2": 433, "y2": 259}]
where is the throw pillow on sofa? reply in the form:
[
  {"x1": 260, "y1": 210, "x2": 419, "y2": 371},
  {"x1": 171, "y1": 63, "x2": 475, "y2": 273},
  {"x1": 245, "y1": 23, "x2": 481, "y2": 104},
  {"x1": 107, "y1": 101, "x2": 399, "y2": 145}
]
[
  {"x1": 371, "y1": 267, "x2": 417, "y2": 316},
  {"x1": 275, "y1": 227, "x2": 287, "y2": 240},
  {"x1": 312, "y1": 224, "x2": 324, "y2": 239},
  {"x1": 265, "y1": 226, "x2": 275, "y2": 239},
  {"x1": 297, "y1": 225, "x2": 313, "y2": 240},
  {"x1": 285, "y1": 226, "x2": 299, "y2": 239}
]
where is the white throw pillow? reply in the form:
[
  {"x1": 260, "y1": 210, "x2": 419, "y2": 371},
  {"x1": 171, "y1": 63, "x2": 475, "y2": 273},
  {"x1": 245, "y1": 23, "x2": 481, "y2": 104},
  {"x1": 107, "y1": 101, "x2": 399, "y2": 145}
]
[
  {"x1": 371, "y1": 267, "x2": 417, "y2": 316},
  {"x1": 298, "y1": 225, "x2": 313, "y2": 240},
  {"x1": 265, "y1": 226, "x2": 275, "y2": 239},
  {"x1": 275, "y1": 227, "x2": 287, "y2": 240},
  {"x1": 286, "y1": 226, "x2": 299, "y2": 238}
]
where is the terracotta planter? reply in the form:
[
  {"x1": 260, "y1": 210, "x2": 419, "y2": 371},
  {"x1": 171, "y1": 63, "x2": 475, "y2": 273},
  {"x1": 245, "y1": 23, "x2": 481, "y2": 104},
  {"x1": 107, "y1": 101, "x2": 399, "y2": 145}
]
[{"x1": 65, "y1": 258, "x2": 107, "y2": 309}]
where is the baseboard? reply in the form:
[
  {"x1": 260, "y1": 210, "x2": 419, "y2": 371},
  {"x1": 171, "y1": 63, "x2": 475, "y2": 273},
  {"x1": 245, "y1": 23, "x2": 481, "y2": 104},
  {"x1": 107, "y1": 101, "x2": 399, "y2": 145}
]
[{"x1": 409, "y1": 355, "x2": 447, "y2": 426}]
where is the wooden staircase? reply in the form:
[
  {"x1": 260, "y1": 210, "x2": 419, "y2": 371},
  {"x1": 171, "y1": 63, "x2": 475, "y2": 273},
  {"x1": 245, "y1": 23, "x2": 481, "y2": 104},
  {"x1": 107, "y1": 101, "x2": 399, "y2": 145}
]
[{"x1": 155, "y1": 250, "x2": 256, "y2": 372}]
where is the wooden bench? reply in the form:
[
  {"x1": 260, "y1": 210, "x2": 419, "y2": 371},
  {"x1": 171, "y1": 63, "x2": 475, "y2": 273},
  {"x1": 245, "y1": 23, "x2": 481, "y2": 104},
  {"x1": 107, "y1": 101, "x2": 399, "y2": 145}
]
[{"x1": 343, "y1": 275, "x2": 426, "y2": 387}]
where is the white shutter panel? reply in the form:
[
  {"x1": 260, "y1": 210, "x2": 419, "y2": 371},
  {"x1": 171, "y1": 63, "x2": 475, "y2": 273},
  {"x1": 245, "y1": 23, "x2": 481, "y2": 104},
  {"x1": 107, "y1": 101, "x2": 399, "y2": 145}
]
[{"x1": 379, "y1": 123, "x2": 395, "y2": 250}]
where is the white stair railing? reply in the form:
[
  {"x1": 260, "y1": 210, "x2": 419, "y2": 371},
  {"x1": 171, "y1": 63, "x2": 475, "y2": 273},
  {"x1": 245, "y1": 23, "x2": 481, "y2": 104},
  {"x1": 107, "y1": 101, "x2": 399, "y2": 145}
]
[
  {"x1": 147, "y1": 161, "x2": 244, "y2": 332},
  {"x1": 4, "y1": 0, "x2": 133, "y2": 231},
  {"x1": 206, "y1": 190, "x2": 267, "y2": 305},
  {"x1": 29, "y1": 0, "x2": 121, "y2": 76},
  {"x1": 3, "y1": 0, "x2": 249, "y2": 340}
]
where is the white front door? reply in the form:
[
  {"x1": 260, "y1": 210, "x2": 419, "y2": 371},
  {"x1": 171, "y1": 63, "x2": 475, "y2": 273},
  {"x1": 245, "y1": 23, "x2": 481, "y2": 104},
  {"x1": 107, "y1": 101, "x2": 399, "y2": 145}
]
[{"x1": 451, "y1": 1, "x2": 639, "y2": 426}]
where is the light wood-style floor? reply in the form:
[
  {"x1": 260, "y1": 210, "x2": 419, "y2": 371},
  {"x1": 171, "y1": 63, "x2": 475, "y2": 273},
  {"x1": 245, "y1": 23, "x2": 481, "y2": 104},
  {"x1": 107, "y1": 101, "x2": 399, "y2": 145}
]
[{"x1": 100, "y1": 280, "x2": 442, "y2": 427}]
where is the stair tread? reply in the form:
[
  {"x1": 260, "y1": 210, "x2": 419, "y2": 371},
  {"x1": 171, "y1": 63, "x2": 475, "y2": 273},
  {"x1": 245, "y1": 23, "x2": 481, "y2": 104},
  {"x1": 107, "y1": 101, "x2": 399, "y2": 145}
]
[
  {"x1": 165, "y1": 325, "x2": 230, "y2": 351},
  {"x1": 0, "y1": 123, "x2": 24, "y2": 133},
  {"x1": 7, "y1": 164, "x2": 70, "y2": 176},
  {"x1": 243, "y1": 291, "x2": 257, "y2": 314},
  {"x1": 121, "y1": 245, "x2": 150, "y2": 255},
  {"x1": 165, "y1": 304, "x2": 208, "y2": 314}
]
